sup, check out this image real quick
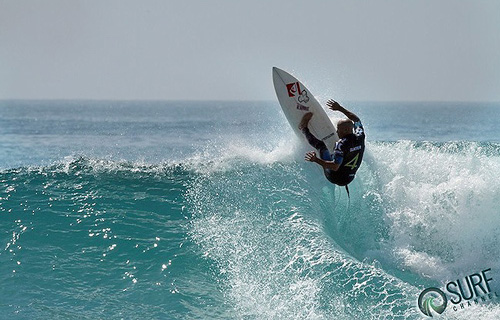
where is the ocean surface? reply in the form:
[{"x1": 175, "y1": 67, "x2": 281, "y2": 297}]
[{"x1": 1, "y1": 100, "x2": 499, "y2": 319}]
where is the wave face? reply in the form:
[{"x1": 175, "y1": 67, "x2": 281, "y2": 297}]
[
  {"x1": 1, "y1": 139, "x2": 500, "y2": 319},
  {"x1": 2, "y1": 100, "x2": 500, "y2": 319}
]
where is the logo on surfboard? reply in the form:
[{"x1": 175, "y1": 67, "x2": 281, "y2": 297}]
[
  {"x1": 286, "y1": 82, "x2": 310, "y2": 104},
  {"x1": 296, "y1": 104, "x2": 309, "y2": 111}
]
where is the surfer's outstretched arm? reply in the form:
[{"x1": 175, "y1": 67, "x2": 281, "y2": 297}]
[
  {"x1": 305, "y1": 151, "x2": 340, "y2": 171},
  {"x1": 326, "y1": 100, "x2": 360, "y2": 122}
]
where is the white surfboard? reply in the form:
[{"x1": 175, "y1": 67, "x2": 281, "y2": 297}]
[{"x1": 272, "y1": 67, "x2": 338, "y2": 152}]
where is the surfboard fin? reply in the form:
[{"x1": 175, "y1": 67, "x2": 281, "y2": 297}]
[{"x1": 345, "y1": 185, "x2": 350, "y2": 201}]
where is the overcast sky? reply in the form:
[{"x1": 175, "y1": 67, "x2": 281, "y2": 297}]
[{"x1": 1, "y1": 0, "x2": 499, "y2": 101}]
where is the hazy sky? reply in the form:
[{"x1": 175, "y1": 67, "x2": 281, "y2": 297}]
[{"x1": 1, "y1": 0, "x2": 499, "y2": 101}]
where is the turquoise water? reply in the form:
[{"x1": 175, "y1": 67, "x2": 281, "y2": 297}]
[{"x1": 1, "y1": 100, "x2": 500, "y2": 319}]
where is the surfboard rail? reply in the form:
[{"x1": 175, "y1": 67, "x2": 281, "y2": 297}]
[{"x1": 272, "y1": 67, "x2": 338, "y2": 152}]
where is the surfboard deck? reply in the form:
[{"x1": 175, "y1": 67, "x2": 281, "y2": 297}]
[{"x1": 272, "y1": 67, "x2": 338, "y2": 152}]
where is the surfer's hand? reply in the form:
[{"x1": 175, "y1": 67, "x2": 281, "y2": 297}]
[
  {"x1": 305, "y1": 151, "x2": 317, "y2": 162},
  {"x1": 326, "y1": 99, "x2": 342, "y2": 111}
]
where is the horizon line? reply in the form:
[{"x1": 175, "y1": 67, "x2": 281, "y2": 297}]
[{"x1": 1, "y1": 98, "x2": 500, "y2": 104}]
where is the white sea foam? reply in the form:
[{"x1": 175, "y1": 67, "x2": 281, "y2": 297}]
[
  {"x1": 365, "y1": 141, "x2": 500, "y2": 284},
  {"x1": 187, "y1": 138, "x2": 500, "y2": 319}
]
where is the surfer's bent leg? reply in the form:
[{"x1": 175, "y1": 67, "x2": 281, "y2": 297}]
[{"x1": 301, "y1": 128, "x2": 331, "y2": 161}]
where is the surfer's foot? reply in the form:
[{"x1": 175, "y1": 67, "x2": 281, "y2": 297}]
[{"x1": 298, "y1": 112, "x2": 313, "y2": 130}]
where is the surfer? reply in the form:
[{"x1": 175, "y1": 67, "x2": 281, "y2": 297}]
[{"x1": 299, "y1": 100, "x2": 365, "y2": 190}]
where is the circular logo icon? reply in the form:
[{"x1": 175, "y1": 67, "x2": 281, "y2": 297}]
[{"x1": 418, "y1": 287, "x2": 448, "y2": 317}]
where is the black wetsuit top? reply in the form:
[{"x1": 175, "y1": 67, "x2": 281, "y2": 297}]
[{"x1": 325, "y1": 120, "x2": 365, "y2": 186}]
